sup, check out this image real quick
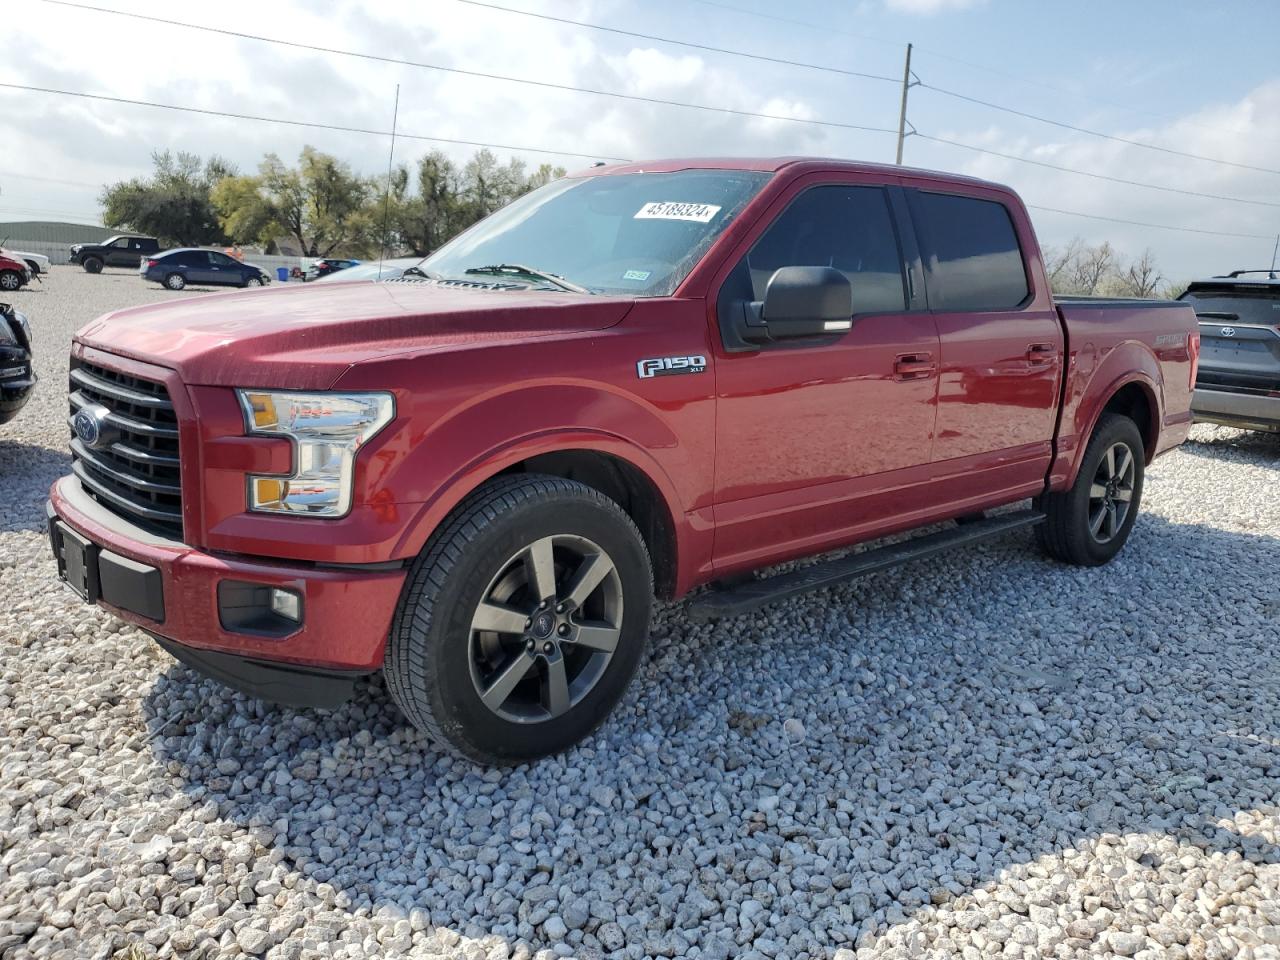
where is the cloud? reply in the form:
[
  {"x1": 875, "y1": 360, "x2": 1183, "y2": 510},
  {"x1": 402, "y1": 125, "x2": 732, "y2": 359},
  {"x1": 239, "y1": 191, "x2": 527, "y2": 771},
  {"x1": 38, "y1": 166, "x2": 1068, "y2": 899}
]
[{"x1": 884, "y1": 0, "x2": 986, "y2": 14}]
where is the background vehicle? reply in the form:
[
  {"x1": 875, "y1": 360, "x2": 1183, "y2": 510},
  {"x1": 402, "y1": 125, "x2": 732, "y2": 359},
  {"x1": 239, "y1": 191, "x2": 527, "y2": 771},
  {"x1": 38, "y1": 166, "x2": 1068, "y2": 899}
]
[
  {"x1": 1181, "y1": 270, "x2": 1280, "y2": 432},
  {"x1": 304, "y1": 258, "x2": 359, "y2": 281},
  {"x1": 0, "y1": 303, "x2": 34, "y2": 425},
  {"x1": 69, "y1": 235, "x2": 160, "y2": 273},
  {"x1": 312, "y1": 257, "x2": 422, "y2": 283},
  {"x1": 0, "y1": 241, "x2": 50, "y2": 277},
  {"x1": 141, "y1": 249, "x2": 272, "y2": 291},
  {"x1": 0, "y1": 254, "x2": 31, "y2": 292},
  {"x1": 47, "y1": 158, "x2": 1197, "y2": 765}
]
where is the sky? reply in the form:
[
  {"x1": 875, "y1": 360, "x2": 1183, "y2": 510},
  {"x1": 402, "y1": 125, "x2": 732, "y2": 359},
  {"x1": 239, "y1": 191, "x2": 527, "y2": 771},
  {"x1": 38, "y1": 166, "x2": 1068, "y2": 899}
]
[{"x1": 3, "y1": 0, "x2": 1279, "y2": 281}]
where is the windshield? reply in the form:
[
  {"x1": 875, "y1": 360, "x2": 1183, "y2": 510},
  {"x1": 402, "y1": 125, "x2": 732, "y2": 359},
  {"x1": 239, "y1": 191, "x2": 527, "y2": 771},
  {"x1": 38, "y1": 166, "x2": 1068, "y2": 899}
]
[
  {"x1": 1181, "y1": 289, "x2": 1280, "y2": 326},
  {"x1": 420, "y1": 169, "x2": 772, "y2": 296}
]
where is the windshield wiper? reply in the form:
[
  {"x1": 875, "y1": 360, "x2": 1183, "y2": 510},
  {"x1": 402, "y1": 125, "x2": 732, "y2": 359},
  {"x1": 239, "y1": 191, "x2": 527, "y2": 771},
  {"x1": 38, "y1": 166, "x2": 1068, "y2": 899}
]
[{"x1": 463, "y1": 263, "x2": 591, "y2": 294}]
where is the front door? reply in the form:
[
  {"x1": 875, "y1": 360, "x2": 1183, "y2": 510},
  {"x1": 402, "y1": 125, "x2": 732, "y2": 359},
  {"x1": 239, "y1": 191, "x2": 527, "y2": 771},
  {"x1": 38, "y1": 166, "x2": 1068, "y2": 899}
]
[{"x1": 711, "y1": 180, "x2": 941, "y2": 573}]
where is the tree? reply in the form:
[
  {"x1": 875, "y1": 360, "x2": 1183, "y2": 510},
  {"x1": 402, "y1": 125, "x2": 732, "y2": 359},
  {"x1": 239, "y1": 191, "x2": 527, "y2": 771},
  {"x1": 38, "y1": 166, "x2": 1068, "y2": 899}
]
[
  {"x1": 101, "y1": 151, "x2": 233, "y2": 246},
  {"x1": 1117, "y1": 248, "x2": 1163, "y2": 298},
  {"x1": 212, "y1": 147, "x2": 376, "y2": 256}
]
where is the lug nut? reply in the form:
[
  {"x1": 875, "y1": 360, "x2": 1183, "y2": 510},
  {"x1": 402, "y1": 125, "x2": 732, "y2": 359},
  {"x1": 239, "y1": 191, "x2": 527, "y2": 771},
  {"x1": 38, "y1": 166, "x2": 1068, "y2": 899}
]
[
  {"x1": 525, "y1": 618, "x2": 532, "y2": 629},
  {"x1": 558, "y1": 624, "x2": 571, "y2": 637},
  {"x1": 526, "y1": 639, "x2": 536, "y2": 651},
  {"x1": 555, "y1": 603, "x2": 566, "y2": 614},
  {"x1": 543, "y1": 642, "x2": 555, "y2": 654}
]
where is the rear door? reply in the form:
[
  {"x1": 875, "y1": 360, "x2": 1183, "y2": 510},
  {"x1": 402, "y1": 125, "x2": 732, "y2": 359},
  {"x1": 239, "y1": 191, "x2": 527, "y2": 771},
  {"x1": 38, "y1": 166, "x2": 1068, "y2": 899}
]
[
  {"x1": 711, "y1": 176, "x2": 941, "y2": 571},
  {"x1": 905, "y1": 186, "x2": 1063, "y2": 505}
]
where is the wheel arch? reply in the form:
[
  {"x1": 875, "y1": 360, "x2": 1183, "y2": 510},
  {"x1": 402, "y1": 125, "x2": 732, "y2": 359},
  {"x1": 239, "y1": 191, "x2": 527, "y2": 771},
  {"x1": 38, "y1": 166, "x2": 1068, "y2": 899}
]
[{"x1": 393, "y1": 434, "x2": 687, "y2": 600}]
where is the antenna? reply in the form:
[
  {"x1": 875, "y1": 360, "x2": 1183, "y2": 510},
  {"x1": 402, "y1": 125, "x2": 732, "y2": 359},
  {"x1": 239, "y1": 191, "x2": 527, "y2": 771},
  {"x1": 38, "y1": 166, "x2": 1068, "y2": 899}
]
[
  {"x1": 1271, "y1": 234, "x2": 1279, "y2": 279},
  {"x1": 378, "y1": 84, "x2": 401, "y2": 280}
]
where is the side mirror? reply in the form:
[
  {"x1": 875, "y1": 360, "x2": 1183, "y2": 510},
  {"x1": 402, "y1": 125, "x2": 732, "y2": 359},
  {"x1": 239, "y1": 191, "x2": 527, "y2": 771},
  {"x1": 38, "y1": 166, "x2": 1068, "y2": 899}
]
[{"x1": 727, "y1": 266, "x2": 853, "y2": 349}]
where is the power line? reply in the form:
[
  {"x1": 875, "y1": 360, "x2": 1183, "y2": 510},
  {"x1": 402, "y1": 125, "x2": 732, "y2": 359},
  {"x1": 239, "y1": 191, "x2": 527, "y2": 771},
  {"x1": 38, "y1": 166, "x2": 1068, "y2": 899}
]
[
  {"x1": 694, "y1": 0, "x2": 1279, "y2": 143},
  {"x1": 1026, "y1": 204, "x2": 1275, "y2": 241},
  {"x1": 453, "y1": 0, "x2": 898, "y2": 84},
  {"x1": 0, "y1": 170, "x2": 101, "y2": 189},
  {"x1": 34, "y1": 0, "x2": 896, "y2": 135},
  {"x1": 921, "y1": 84, "x2": 1280, "y2": 177},
  {"x1": 0, "y1": 82, "x2": 629, "y2": 163},
  {"x1": 918, "y1": 133, "x2": 1280, "y2": 209}
]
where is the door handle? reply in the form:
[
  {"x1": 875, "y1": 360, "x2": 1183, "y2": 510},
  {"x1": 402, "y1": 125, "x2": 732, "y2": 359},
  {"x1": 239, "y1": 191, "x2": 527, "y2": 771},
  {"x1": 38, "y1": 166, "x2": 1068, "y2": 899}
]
[
  {"x1": 1026, "y1": 342, "x2": 1056, "y2": 365},
  {"x1": 894, "y1": 352, "x2": 936, "y2": 381}
]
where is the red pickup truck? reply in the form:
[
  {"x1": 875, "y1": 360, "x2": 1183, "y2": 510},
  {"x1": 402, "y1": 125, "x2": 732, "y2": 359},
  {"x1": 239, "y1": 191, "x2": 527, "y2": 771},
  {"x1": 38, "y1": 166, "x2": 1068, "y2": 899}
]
[{"x1": 47, "y1": 158, "x2": 1198, "y2": 763}]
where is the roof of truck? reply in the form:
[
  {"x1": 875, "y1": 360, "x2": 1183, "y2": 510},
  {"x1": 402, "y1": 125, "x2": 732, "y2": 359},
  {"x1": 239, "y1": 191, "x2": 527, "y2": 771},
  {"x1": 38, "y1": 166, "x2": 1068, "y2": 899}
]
[{"x1": 572, "y1": 156, "x2": 1005, "y2": 190}]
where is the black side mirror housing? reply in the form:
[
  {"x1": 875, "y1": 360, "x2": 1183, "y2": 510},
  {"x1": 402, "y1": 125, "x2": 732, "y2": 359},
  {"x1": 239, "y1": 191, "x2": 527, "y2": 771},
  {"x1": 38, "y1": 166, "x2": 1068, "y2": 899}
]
[{"x1": 722, "y1": 266, "x2": 853, "y2": 351}]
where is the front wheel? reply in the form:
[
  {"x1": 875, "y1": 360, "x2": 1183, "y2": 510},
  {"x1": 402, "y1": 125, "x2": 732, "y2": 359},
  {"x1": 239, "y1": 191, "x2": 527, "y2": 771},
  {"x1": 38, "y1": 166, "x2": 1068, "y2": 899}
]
[
  {"x1": 245, "y1": 276, "x2": 264, "y2": 287},
  {"x1": 385, "y1": 474, "x2": 653, "y2": 764},
  {"x1": 82, "y1": 257, "x2": 103, "y2": 274},
  {"x1": 1036, "y1": 413, "x2": 1145, "y2": 566},
  {"x1": 0, "y1": 271, "x2": 22, "y2": 291},
  {"x1": 164, "y1": 273, "x2": 186, "y2": 291}
]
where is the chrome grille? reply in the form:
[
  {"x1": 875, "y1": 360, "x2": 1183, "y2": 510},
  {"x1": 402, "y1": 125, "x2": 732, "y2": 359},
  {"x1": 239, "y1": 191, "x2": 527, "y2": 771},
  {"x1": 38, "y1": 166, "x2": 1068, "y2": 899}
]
[{"x1": 68, "y1": 359, "x2": 183, "y2": 538}]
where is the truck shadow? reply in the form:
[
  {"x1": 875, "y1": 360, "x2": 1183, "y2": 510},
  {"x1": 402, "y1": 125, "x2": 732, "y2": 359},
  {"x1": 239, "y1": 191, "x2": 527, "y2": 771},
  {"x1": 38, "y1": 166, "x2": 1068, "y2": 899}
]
[
  {"x1": 140, "y1": 511, "x2": 1280, "y2": 952},
  {"x1": 0, "y1": 441, "x2": 70, "y2": 532},
  {"x1": 1181, "y1": 425, "x2": 1280, "y2": 463}
]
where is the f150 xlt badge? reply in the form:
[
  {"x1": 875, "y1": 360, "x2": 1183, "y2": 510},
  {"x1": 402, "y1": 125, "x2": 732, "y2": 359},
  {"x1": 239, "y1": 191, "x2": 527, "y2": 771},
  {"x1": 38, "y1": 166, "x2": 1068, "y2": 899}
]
[{"x1": 636, "y1": 355, "x2": 707, "y2": 379}]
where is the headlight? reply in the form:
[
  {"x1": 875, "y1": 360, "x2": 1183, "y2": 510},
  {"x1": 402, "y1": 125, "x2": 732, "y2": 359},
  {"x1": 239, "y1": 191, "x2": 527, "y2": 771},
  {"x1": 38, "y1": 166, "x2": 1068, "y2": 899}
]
[{"x1": 236, "y1": 390, "x2": 395, "y2": 517}]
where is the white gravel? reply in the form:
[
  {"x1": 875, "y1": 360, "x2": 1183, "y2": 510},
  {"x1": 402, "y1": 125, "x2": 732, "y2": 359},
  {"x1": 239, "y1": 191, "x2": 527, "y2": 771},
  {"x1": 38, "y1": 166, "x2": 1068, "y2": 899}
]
[{"x1": 2, "y1": 268, "x2": 1280, "y2": 959}]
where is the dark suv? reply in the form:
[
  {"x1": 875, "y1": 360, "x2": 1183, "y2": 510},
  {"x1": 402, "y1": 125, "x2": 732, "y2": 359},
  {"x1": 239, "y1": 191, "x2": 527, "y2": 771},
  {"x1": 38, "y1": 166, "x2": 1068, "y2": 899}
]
[
  {"x1": 69, "y1": 235, "x2": 161, "y2": 273},
  {"x1": 0, "y1": 302, "x2": 34, "y2": 425},
  {"x1": 142, "y1": 249, "x2": 271, "y2": 291},
  {"x1": 1181, "y1": 271, "x2": 1280, "y2": 432}
]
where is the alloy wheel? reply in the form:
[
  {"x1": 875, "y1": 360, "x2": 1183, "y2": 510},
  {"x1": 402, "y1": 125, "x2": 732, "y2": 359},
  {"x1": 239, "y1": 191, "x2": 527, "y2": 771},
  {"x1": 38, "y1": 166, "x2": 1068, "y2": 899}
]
[
  {"x1": 468, "y1": 534, "x2": 623, "y2": 723},
  {"x1": 1088, "y1": 441, "x2": 1136, "y2": 543}
]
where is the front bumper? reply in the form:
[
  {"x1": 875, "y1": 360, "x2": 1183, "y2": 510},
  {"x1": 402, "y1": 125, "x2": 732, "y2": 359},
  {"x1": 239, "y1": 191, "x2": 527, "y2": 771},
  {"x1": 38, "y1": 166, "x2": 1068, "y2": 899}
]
[
  {"x1": 47, "y1": 475, "x2": 408, "y2": 705},
  {"x1": 0, "y1": 350, "x2": 35, "y2": 425},
  {"x1": 1192, "y1": 387, "x2": 1280, "y2": 432}
]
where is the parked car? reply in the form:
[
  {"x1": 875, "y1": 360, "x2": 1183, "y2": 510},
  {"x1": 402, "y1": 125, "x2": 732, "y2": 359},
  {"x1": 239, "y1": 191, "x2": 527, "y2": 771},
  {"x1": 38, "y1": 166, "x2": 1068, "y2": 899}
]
[
  {"x1": 312, "y1": 257, "x2": 422, "y2": 283},
  {"x1": 1181, "y1": 270, "x2": 1280, "y2": 432},
  {"x1": 46, "y1": 157, "x2": 1198, "y2": 764},
  {"x1": 141, "y1": 249, "x2": 272, "y2": 291},
  {"x1": 0, "y1": 254, "x2": 32, "y2": 292},
  {"x1": 0, "y1": 302, "x2": 34, "y2": 425},
  {"x1": 304, "y1": 258, "x2": 359, "y2": 281},
  {"x1": 69, "y1": 235, "x2": 160, "y2": 273},
  {"x1": 0, "y1": 242, "x2": 51, "y2": 277}
]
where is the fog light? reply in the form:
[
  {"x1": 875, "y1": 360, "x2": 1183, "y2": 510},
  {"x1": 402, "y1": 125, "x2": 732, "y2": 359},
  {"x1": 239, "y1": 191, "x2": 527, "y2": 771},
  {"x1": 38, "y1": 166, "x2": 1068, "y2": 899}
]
[{"x1": 270, "y1": 588, "x2": 302, "y2": 623}]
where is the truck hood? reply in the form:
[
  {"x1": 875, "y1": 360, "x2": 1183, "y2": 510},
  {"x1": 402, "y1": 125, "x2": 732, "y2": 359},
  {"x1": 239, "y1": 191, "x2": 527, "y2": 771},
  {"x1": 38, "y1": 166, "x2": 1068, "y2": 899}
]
[{"x1": 75, "y1": 281, "x2": 636, "y2": 389}]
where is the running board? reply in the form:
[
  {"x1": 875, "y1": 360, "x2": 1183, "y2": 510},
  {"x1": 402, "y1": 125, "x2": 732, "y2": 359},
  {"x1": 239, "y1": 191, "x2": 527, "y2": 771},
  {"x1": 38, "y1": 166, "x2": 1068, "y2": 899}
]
[{"x1": 688, "y1": 509, "x2": 1045, "y2": 620}]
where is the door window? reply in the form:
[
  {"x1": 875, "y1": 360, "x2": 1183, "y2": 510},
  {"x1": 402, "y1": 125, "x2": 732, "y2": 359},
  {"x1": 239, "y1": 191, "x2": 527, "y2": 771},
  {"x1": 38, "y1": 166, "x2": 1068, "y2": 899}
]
[
  {"x1": 740, "y1": 185, "x2": 907, "y2": 314},
  {"x1": 912, "y1": 192, "x2": 1028, "y2": 311}
]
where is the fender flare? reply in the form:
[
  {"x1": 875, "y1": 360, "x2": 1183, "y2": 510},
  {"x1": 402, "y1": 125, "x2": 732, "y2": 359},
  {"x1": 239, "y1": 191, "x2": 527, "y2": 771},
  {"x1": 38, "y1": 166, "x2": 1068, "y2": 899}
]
[{"x1": 390, "y1": 427, "x2": 688, "y2": 565}]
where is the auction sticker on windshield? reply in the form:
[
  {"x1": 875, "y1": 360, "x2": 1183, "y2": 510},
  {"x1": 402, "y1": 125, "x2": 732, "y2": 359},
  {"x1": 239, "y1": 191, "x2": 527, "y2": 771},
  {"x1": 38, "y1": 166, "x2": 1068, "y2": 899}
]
[{"x1": 634, "y1": 202, "x2": 722, "y2": 223}]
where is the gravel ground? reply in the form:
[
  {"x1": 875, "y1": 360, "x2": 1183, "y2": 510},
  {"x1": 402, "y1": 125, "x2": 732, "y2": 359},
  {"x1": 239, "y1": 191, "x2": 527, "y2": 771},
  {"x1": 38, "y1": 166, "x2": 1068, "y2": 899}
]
[{"x1": 2, "y1": 268, "x2": 1279, "y2": 960}]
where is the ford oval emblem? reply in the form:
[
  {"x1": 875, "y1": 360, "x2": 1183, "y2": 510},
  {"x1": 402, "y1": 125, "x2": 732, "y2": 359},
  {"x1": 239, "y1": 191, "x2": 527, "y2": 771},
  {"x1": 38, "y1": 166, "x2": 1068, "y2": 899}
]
[
  {"x1": 73, "y1": 404, "x2": 111, "y2": 448},
  {"x1": 1221, "y1": 326, "x2": 1236, "y2": 337}
]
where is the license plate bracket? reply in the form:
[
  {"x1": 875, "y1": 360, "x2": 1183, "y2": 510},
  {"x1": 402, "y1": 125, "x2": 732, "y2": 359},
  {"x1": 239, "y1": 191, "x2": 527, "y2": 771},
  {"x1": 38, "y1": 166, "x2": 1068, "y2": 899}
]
[{"x1": 54, "y1": 521, "x2": 100, "y2": 603}]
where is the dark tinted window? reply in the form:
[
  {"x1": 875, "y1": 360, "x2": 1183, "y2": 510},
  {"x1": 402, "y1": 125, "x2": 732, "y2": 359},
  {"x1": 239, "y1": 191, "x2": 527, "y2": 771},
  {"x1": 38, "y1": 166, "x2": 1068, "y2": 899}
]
[
  {"x1": 913, "y1": 193, "x2": 1028, "y2": 311},
  {"x1": 1181, "y1": 290, "x2": 1280, "y2": 326},
  {"x1": 745, "y1": 185, "x2": 906, "y2": 313}
]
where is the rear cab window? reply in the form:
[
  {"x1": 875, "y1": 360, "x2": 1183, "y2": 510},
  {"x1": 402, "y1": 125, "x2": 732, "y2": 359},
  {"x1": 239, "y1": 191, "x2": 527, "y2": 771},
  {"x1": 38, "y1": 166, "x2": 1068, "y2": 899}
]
[{"x1": 910, "y1": 192, "x2": 1029, "y2": 311}]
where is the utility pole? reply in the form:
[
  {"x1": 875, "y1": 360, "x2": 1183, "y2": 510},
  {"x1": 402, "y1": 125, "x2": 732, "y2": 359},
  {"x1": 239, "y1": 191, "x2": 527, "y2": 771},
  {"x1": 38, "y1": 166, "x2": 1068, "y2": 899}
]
[{"x1": 895, "y1": 43, "x2": 914, "y2": 166}]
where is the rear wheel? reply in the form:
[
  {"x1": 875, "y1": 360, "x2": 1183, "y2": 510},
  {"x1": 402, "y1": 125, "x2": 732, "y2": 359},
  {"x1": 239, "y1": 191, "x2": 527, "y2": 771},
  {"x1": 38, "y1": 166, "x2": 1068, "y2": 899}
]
[
  {"x1": 1036, "y1": 413, "x2": 1145, "y2": 566},
  {"x1": 385, "y1": 474, "x2": 653, "y2": 764},
  {"x1": 82, "y1": 257, "x2": 103, "y2": 274},
  {"x1": 0, "y1": 271, "x2": 22, "y2": 291},
  {"x1": 165, "y1": 273, "x2": 186, "y2": 291}
]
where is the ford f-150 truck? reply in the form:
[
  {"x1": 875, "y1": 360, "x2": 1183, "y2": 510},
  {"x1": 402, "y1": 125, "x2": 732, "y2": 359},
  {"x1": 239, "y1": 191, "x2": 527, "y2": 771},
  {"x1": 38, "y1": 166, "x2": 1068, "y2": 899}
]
[{"x1": 46, "y1": 158, "x2": 1198, "y2": 764}]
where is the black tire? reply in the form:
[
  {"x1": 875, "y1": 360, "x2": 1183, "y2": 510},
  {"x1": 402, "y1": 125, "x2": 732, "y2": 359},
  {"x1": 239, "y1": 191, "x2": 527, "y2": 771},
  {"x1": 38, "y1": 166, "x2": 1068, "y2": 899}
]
[
  {"x1": 82, "y1": 257, "x2": 103, "y2": 274},
  {"x1": 23, "y1": 260, "x2": 40, "y2": 276},
  {"x1": 1035, "y1": 413, "x2": 1145, "y2": 566},
  {"x1": 385, "y1": 474, "x2": 653, "y2": 764},
  {"x1": 0, "y1": 270, "x2": 22, "y2": 292},
  {"x1": 244, "y1": 276, "x2": 263, "y2": 287},
  {"x1": 164, "y1": 273, "x2": 186, "y2": 291}
]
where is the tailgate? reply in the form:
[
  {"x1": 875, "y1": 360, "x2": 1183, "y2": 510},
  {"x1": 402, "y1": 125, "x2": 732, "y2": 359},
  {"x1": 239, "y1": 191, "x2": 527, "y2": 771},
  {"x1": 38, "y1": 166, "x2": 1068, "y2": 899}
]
[{"x1": 1196, "y1": 319, "x2": 1280, "y2": 391}]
